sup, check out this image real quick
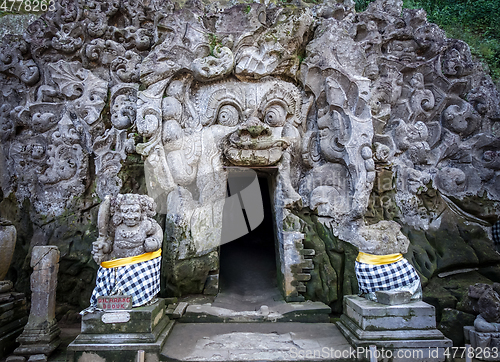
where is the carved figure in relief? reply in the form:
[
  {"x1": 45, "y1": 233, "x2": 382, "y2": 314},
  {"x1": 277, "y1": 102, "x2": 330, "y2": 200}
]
[
  {"x1": 392, "y1": 119, "x2": 430, "y2": 165},
  {"x1": 86, "y1": 194, "x2": 163, "y2": 310},
  {"x1": 469, "y1": 284, "x2": 500, "y2": 332}
]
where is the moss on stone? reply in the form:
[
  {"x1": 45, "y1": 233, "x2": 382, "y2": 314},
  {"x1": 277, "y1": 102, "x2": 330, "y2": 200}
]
[
  {"x1": 424, "y1": 271, "x2": 493, "y2": 321},
  {"x1": 293, "y1": 211, "x2": 358, "y2": 313},
  {"x1": 438, "y1": 308, "x2": 476, "y2": 346}
]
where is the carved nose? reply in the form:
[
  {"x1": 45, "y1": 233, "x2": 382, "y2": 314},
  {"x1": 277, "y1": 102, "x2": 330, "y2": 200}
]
[{"x1": 240, "y1": 117, "x2": 270, "y2": 138}]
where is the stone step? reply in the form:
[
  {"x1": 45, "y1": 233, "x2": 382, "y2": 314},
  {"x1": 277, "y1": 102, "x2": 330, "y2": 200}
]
[
  {"x1": 161, "y1": 322, "x2": 356, "y2": 362},
  {"x1": 179, "y1": 301, "x2": 331, "y2": 323},
  {"x1": 337, "y1": 296, "x2": 452, "y2": 362},
  {"x1": 337, "y1": 321, "x2": 452, "y2": 362}
]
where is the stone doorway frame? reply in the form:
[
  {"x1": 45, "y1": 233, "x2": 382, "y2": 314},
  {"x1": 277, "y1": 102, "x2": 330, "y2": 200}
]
[{"x1": 219, "y1": 166, "x2": 315, "y2": 302}]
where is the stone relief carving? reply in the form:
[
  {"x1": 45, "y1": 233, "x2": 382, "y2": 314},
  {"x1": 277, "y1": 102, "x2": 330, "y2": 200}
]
[{"x1": 0, "y1": 0, "x2": 498, "y2": 306}]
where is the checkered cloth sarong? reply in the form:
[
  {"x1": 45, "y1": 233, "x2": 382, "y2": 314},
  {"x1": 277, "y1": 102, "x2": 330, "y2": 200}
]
[
  {"x1": 355, "y1": 258, "x2": 420, "y2": 294},
  {"x1": 493, "y1": 221, "x2": 500, "y2": 244},
  {"x1": 89, "y1": 256, "x2": 161, "y2": 308}
]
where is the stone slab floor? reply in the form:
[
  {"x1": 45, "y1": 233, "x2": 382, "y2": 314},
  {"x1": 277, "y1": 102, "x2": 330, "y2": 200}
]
[
  {"x1": 0, "y1": 323, "x2": 484, "y2": 362},
  {"x1": 161, "y1": 322, "x2": 353, "y2": 361}
]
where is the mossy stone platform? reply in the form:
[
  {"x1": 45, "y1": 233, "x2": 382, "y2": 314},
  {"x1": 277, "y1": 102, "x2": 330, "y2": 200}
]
[
  {"x1": 67, "y1": 299, "x2": 173, "y2": 362},
  {"x1": 337, "y1": 295, "x2": 452, "y2": 362}
]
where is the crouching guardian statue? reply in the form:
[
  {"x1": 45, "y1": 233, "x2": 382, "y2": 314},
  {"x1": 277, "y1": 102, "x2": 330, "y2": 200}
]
[{"x1": 84, "y1": 193, "x2": 163, "y2": 312}]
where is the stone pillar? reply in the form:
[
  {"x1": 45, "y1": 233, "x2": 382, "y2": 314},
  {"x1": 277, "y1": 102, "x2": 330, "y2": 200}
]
[{"x1": 11, "y1": 246, "x2": 61, "y2": 361}]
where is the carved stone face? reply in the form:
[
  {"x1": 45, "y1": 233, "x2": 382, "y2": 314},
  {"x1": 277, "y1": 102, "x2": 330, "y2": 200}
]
[
  {"x1": 385, "y1": 40, "x2": 417, "y2": 63},
  {"x1": 119, "y1": 203, "x2": 142, "y2": 227},
  {"x1": 194, "y1": 78, "x2": 303, "y2": 166}
]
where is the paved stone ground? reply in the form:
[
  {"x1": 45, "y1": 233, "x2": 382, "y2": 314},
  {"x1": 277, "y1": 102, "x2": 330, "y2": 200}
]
[
  {"x1": 0, "y1": 324, "x2": 80, "y2": 362},
  {"x1": 0, "y1": 324, "x2": 484, "y2": 361},
  {"x1": 161, "y1": 322, "x2": 355, "y2": 361}
]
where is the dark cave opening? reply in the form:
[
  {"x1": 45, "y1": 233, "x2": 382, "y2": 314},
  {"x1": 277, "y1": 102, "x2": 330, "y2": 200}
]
[{"x1": 217, "y1": 175, "x2": 280, "y2": 309}]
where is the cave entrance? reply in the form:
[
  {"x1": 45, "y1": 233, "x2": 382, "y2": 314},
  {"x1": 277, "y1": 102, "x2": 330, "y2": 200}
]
[{"x1": 215, "y1": 175, "x2": 281, "y2": 311}]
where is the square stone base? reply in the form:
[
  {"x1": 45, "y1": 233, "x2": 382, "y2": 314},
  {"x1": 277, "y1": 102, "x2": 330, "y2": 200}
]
[
  {"x1": 464, "y1": 326, "x2": 500, "y2": 361},
  {"x1": 0, "y1": 319, "x2": 27, "y2": 358},
  {"x1": 337, "y1": 295, "x2": 451, "y2": 362},
  {"x1": 0, "y1": 293, "x2": 28, "y2": 358},
  {"x1": 67, "y1": 299, "x2": 174, "y2": 362}
]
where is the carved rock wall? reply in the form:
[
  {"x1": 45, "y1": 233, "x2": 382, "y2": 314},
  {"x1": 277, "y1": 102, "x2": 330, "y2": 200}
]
[{"x1": 0, "y1": 0, "x2": 499, "y2": 322}]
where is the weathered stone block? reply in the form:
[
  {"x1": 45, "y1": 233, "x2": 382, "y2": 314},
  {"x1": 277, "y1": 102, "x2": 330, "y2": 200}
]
[
  {"x1": 5, "y1": 355, "x2": 26, "y2": 362},
  {"x1": 375, "y1": 290, "x2": 412, "y2": 305},
  {"x1": 13, "y1": 246, "x2": 60, "y2": 360},
  {"x1": 81, "y1": 299, "x2": 166, "y2": 335},
  {"x1": 68, "y1": 299, "x2": 173, "y2": 362},
  {"x1": 172, "y1": 302, "x2": 188, "y2": 319},
  {"x1": 344, "y1": 295, "x2": 436, "y2": 330},
  {"x1": 27, "y1": 354, "x2": 47, "y2": 362}
]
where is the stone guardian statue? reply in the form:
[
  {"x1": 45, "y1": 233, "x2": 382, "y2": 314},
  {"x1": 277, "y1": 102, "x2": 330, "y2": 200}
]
[{"x1": 86, "y1": 194, "x2": 163, "y2": 310}]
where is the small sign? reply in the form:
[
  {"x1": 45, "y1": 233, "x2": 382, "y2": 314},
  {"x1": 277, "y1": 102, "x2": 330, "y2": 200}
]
[
  {"x1": 102, "y1": 311, "x2": 131, "y2": 324},
  {"x1": 97, "y1": 295, "x2": 133, "y2": 310}
]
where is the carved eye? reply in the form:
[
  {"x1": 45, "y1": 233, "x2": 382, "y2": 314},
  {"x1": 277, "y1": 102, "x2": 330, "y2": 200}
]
[
  {"x1": 264, "y1": 104, "x2": 286, "y2": 127},
  {"x1": 217, "y1": 104, "x2": 239, "y2": 126}
]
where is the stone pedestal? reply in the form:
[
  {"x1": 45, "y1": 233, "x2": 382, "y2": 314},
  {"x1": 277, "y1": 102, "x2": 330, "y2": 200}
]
[
  {"x1": 67, "y1": 299, "x2": 174, "y2": 362},
  {"x1": 12, "y1": 246, "x2": 61, "y2": 360},
  {"x1": 0, "y1": 289, "x2": 28, "y2": 358},
  {"x1": 464, "y1": 326, "x2": 500, "y2": 361},
  {"x1": 337, "y1": 295, "x2": 451, "y2": 362}
]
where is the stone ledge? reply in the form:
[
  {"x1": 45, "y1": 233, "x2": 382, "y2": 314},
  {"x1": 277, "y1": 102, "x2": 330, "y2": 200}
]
[
  {"x1": 81, "y1": 299, "x2": 166, "y2": 334},
  {"x1": 345, "y1": 303, "x2": 436, "y2": 330},
  {"x1": 181, "y1": 300, "x2": 330, "y2": 323},
  {"x1": 71, "y1": 316, "x2": 171, "y2": 345},
  {"x1": 345, "y1": 295, "x2": 437, "y2": 318},
  {"x1": 339, "y1": 314, "x2": 446, "y2": 340},
  {"x1": 337, "y1": 320, "x2": 451, "y2": 362},
  {"x1": 67, "y1": 320, "x2": 174, "y2": 352}
]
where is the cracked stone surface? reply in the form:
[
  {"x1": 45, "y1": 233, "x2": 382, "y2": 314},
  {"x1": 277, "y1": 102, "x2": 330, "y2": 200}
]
[{"x1": 161, "y1": 323, "x2": 353, "y2": 361}]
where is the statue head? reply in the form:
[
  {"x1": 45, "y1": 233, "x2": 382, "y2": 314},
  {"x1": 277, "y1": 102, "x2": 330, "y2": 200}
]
[{"x1": 110, "y1": 194, "x2": 157, "y2": 227}]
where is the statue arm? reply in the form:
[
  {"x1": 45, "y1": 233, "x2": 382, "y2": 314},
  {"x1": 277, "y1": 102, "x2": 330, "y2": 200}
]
[
  {"x1": 144, "y1": 218, "x2": 163, "y2": 253},
  {"x1": 92, "y1": 196, "x2": 113, "y2": 264}
]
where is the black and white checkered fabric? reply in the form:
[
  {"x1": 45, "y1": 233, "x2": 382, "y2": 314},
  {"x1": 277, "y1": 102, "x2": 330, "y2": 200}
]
[
  {"x1": 355, "y1": 258, "x2": 420, "y2": 294},
  {"x1": 89, "y1": 256, "x2": 161, "y2": 308},
  {"x1": 493, "y1": 221, "x2": 500, "y2": 244}
]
